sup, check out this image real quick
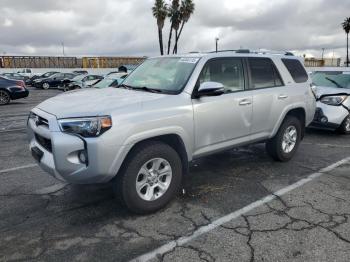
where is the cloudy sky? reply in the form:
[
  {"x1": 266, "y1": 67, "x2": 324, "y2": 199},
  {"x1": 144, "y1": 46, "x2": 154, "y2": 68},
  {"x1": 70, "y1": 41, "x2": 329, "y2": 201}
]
[{"x1": 0, "y1": 0, "x2": 349, "y2": 59}]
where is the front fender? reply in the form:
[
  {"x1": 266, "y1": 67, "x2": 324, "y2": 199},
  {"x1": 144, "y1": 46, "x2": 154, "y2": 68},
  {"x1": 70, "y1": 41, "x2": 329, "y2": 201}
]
[{"x1": 107, "y1": 126, "x2": 193, "y2": 178}]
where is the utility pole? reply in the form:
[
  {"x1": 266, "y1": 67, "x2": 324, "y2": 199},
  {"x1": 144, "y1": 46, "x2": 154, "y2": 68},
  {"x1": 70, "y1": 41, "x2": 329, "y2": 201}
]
[
  {"x1": 61, "y1": 42, "x2": 65, "y2": 56},
  {"x1": 215, "y1": 37, "x2": 219, "y2": 53},
  {"x1": 321, "y1": 48, "x2": 325, "y2": 60}
]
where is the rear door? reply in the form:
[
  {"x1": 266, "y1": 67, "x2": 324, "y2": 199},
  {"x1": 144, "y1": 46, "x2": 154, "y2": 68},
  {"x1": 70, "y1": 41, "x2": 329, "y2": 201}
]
[
  {"x1": 247, "y1": 57, "x2": 288, "y2": 138},
  {"x1": 192, "y1": 57, "x2": 253, "y2": 156}
]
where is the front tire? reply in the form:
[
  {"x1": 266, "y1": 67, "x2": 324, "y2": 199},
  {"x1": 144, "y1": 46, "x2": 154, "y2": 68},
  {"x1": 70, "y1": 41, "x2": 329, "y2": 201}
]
[
  {"x1": 266, "y1": 116, "x2": 302, "y2": 162},
  {"x1": 338, "y1": 115, "x2": 350, "y2": 135},
  {"x1": 114, "y1": 141, "x2": 183, "y2": 214},
  {"x1": 0, "y1": 90, "x2": 10, "y2": 105},
  {"x1": 42, "y1": 82, "x2": 50, "y2": 90}
]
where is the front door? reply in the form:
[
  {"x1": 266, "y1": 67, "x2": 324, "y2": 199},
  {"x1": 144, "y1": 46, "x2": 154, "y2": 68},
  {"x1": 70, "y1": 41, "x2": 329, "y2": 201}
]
[{"x1": 192, "y1": 58, "x2": 253, "y2": 157}]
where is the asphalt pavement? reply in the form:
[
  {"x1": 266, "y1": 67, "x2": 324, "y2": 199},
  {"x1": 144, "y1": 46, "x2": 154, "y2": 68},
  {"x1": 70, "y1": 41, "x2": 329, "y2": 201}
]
[{"x1": 1, "y1": 87, "x2": 350, "y2": 262}]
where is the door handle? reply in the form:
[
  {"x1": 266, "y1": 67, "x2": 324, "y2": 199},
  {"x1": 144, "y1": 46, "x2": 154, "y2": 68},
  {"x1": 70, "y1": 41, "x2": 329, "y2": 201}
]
[
  {"x1": 239, "y1": 99, "x2": 252, "y2": 106},
  {"x1": 278, "y1": 94, "x2": 288, "y2": 99}
]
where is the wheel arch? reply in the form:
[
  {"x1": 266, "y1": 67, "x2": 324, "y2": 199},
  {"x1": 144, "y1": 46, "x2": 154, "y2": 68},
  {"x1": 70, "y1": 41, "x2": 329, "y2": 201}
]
[
  {"x1": 113, "y1": 133, "x2": 190, "y2": 181},
  {"x1": 272, "y1": 107, "x2": 306, "y2": 139}
]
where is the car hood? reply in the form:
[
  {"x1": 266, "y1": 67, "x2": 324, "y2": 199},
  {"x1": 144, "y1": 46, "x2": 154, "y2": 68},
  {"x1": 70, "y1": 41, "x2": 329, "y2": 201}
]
[
  {"x1": 315, "y1": 85, "x2": 350, "y2": 98},
  {"x1": 36, "y1": 87, "x2": 168, "y2": 118}
]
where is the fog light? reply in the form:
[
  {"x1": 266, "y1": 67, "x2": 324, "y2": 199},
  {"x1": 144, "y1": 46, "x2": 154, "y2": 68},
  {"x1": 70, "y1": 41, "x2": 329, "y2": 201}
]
[
  {"x1": 321, "y1": 116, "x2": 328, "y2": 123},
  {"x1": 78, "y1": 150, "x2": 88, "y2": 164}
]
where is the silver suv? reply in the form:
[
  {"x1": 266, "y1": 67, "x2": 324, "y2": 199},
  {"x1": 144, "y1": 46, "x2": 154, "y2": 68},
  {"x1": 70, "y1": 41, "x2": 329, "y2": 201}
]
[{"x1": 28, "y1": 51, "x2": 316, "y2": 213}]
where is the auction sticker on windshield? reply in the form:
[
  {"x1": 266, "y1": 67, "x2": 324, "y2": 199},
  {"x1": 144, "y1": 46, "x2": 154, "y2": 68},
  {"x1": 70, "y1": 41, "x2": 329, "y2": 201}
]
[{"x1": 178, "y1": 57, "x2": 200, "y2": 63}]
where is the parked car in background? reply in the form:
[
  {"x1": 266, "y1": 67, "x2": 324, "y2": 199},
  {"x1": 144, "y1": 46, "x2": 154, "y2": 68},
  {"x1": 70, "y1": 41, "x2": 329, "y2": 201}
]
[
  {"x1": 28, "y1": 51, "x2": 315, "y2": 213},
  {"x1": 93, "y1": 73, "x2": 127, "y2": 89},
  {"x1": 33, "y1": 73, "x2": 77, "y2": 89},
  {"x1": 0, "y1": 76, "x2": 29, "y2": 105},
  {"x1": 310, "y1": 71, "x2": 350, "y2": 134},
  {"x1": 25, "y1": 71, "x2": 60, "y2": 86},
  {"x1": 63, "y1": 74, "x2": 104, "y2": 91},
  {"x1": 1, "y1": 72, "x2": 29, "y2": 82},
  {"x1": 72, "y1": 70, "x2": 88, "y2": 75},
  {"x1": 17, "y1": 68, "x2": 34, "y2": 77}
]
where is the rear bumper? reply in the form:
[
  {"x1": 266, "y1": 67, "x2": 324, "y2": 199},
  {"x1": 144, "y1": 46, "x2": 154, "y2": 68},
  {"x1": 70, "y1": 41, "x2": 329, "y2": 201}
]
[{"x1": 10, "y1": 89, "x2": 29, "y2": 100}]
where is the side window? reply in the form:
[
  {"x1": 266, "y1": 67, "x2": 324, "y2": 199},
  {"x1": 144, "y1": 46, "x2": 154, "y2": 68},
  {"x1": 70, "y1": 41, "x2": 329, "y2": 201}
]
[
  {"x1": 199, "y1": 58, "x2": 245, "y2": 93},
  {"x1": 56, "y1": 74, "x2": 64, "y2": 79},
  {"x1": 65, "y1": 74, "x2": 73, "y2": 79},
  {"x1": 282, "y1": 59, "x2": 308, "y2": 83},
  {"x1": 248, "y1": 58, "x2": 283, "y2": 89}
]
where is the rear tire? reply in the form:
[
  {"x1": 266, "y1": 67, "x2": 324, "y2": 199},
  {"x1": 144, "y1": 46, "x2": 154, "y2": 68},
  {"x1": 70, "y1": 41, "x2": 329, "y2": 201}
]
[
  {"x1": 113, "y1": 141, "x2": 183, "y2": 214},
  {"x1": 338, "y1": 115, "x2": 350, "y2": 135},
  {"x1": 0, "y1": 90, "x2": 10, "y2": 105},
  {"x1": 266, "y1": 116, "x2": 302, "y2": 162}
]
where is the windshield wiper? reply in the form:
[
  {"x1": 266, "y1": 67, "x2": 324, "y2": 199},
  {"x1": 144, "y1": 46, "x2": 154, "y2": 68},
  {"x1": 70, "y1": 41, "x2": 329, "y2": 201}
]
[
  {"x1": 135, "y1": 86, "x2": 163, "y2": 93},
  {"x1": 118, "y1": 83, "x2": 134, "y2": 89},
  {"x1": 325, "y1": 77, "x2": 344, "y2": 89},
  {"x1": 118, "y1": 84, "x2": 165, "y2": 93}
]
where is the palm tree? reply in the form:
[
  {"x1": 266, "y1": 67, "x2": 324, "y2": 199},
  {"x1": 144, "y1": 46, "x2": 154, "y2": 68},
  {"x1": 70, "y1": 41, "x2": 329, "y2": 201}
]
[
  {"x1": 152, "y1": 0, "x2": 168, "y2": 55},
  {"x1": 173, "y1": 0, "x2": 195, "y2": 54},
  {"x1": 167, "y1": 0, "x2": 180, "y2": 55},
  {"x1": 342, "y1": 17, "x2": 350, "y2": 67}
]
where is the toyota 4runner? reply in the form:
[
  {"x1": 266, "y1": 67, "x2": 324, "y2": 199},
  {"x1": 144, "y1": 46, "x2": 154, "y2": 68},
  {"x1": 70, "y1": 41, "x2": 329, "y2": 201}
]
[{"x1": 27, "y1": 50, "x2": 316, "y2": 213}]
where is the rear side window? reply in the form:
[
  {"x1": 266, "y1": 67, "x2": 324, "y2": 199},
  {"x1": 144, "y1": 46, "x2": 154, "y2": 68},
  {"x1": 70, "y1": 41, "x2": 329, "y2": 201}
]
[
  {"x1": 248, "y1": 58, "x2": 283, "y2": 89},
  {"x1": 282, "y1": 59, "x2": 308, "y2": 83}
]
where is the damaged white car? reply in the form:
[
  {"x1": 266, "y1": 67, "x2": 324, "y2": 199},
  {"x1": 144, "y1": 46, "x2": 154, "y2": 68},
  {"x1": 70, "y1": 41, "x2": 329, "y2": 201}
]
[{"x1": 310, "y1": 70, "x2": 350, "y2": 134}]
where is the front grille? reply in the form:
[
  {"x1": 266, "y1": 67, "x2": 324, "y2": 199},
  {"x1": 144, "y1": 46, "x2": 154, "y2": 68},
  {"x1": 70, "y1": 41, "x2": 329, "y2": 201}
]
[{"x1": 35, "y1": 133, "x2": 52, "y2": 152}]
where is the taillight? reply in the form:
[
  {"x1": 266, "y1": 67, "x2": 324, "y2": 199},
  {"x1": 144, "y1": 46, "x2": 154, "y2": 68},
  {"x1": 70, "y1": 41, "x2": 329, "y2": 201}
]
[{"x1": 16, "y1": 80, "x2": 26, "y2": 89}]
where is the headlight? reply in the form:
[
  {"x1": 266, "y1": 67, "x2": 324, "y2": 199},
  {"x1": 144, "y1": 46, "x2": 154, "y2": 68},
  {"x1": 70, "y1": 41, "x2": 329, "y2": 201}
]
[
  {"x1": 320, "y1": 95, "x2": 347, "y2": 106},
  {"x1": 58, "y1": 116, "x2": 112, "y2": 137}
]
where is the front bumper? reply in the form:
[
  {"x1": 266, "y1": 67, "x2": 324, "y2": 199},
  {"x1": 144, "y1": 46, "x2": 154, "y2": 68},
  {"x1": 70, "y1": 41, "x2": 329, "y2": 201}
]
[
  {"x1": 27, "y1": 108, "x2": 127, "y2": 184},
  {"x1": 310, "y1": 102, "x2": 349, "y2": 130}
]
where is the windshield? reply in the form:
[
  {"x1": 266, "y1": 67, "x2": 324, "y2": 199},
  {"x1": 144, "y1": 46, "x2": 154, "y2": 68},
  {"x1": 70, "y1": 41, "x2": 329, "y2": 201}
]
[
  {"x1": 122, "y1": 57, "x2": 200, "y2": 94},
  {"x1": 94, "y1": 78, "x2": 118, "y2": 88},
  {"x1": 312, "y1": 72, "x2": 350, "y2": 89}
]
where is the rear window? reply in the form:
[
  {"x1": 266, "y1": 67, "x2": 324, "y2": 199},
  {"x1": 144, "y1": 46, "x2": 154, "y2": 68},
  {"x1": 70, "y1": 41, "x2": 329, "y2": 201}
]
[
  {"x1": 248, "y1": 58, "x2": 283, "y2": 89},
  {"x1": 282, "y1": 59, "x2": 308, "y2": 83}
]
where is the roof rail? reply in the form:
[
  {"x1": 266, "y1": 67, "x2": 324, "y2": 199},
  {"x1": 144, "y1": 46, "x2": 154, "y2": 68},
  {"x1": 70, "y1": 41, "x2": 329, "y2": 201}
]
[{"x1": 209, "y1": 49, "x2": 294, "y2": 56}]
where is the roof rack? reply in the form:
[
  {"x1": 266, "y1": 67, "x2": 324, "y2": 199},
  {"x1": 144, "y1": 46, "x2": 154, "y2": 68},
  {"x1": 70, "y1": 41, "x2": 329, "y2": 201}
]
[{"x1": 209, "y1": 49, "x2": 294, "y2": 56}]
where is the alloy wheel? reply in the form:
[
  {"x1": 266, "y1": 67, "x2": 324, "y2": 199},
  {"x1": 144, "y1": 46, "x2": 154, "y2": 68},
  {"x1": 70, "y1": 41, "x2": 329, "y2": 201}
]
[
  {"x1": 135, "y1": 158, "x2": 172, "y2": 201},
  {"x1": 345, "y1": 116, "x2": 350, "y2": 132},
  {"x1": 282, "y1": 126, "x2": 298, "y2": 154},
  {"x1": 42, "y1": 83, "x2": 50, "y2": 89},
  {"x1": 0, "y1": 90, "x2": 10, "y2": 105}
]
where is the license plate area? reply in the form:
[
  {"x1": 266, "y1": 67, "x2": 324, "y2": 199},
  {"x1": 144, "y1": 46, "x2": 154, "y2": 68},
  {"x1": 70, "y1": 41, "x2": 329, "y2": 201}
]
[{"x1": 31, "y1": 146, "x2": 44, "y2": 162}]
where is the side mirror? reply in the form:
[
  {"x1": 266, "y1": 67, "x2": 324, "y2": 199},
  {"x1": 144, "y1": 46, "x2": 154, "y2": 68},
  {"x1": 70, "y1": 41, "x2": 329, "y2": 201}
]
[{"x1": 196, "y1": 82, "x2": 225, "y2": 97}]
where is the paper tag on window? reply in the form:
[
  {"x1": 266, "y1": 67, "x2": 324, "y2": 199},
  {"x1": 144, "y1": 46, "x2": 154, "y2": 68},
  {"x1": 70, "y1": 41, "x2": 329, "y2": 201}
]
[
  {"x1": 342, "y1": 71, "x2": 350, "y2": 74},
  {"x1": 179, "y1": 58, "x2": 200, "y2": 63}
]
